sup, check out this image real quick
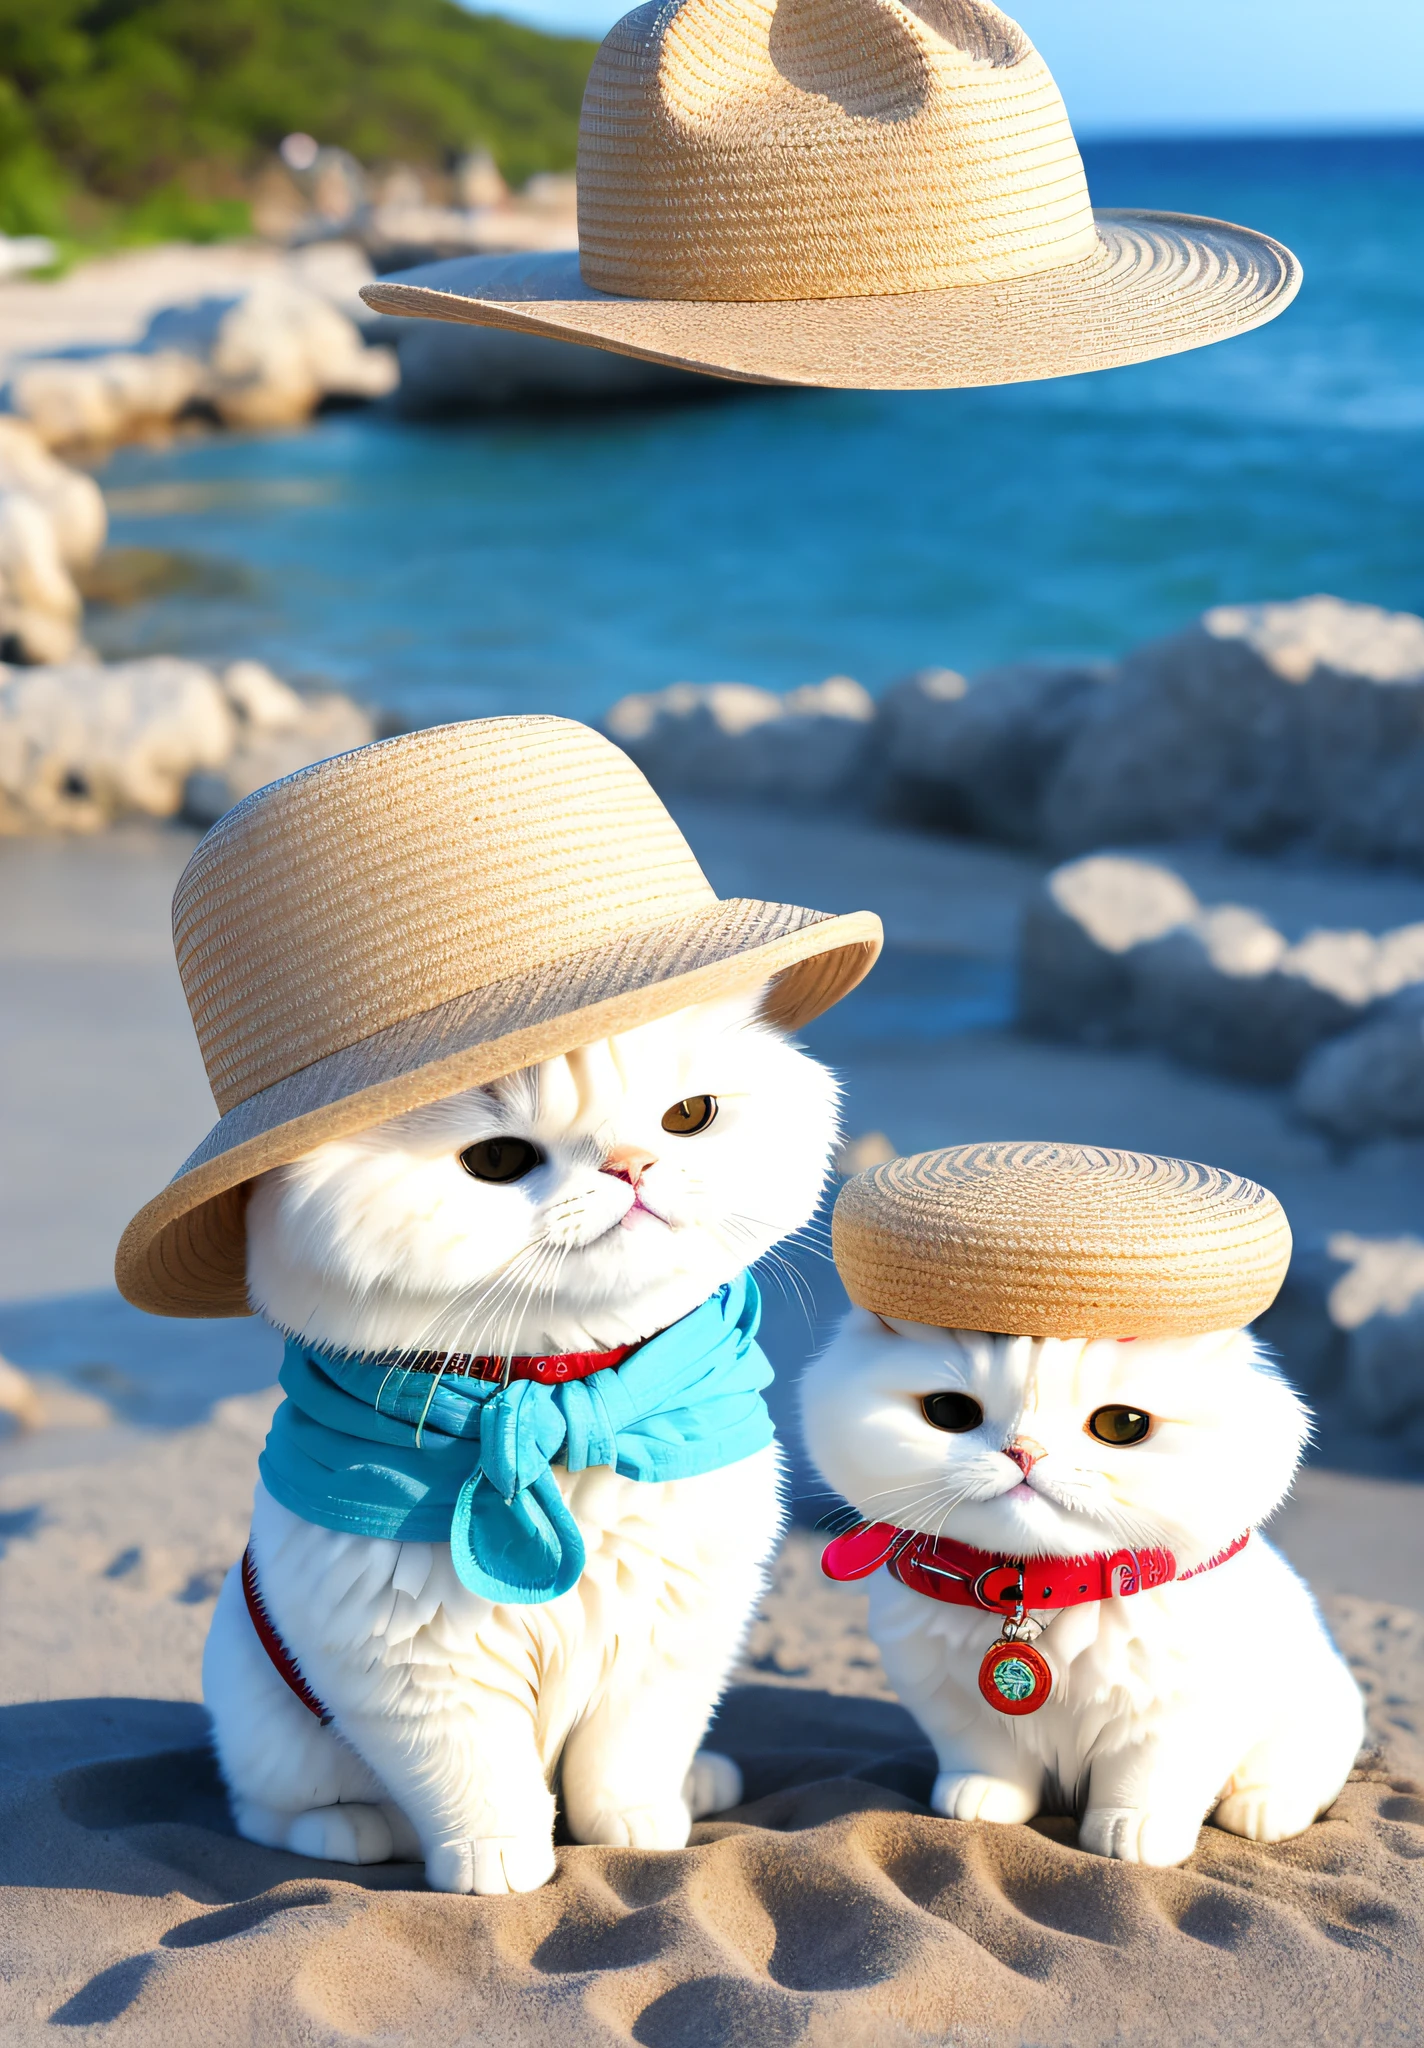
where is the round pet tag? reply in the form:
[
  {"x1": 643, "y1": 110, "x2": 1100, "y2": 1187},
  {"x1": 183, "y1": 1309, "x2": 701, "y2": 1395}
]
[{"x1": 978, "y1": 1638, "x2": 1053, "y2": 1715}]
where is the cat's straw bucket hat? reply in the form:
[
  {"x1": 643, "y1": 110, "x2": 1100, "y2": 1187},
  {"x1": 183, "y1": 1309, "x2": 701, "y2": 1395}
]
[
  {"x1": 361, "y1": 0, "x2": 1301, "y2": 391},
  {"x1": 116, "y1": 716, "x2": 882, "y2": 1318},
  {"x1": 834, "y1": 1142, "x2": 1292, "y2": 1338}
]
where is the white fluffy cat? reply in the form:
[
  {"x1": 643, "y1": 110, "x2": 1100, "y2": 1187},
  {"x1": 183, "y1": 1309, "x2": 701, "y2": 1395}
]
[
  {"x1": 800, "y1": 1312, "x2": 1364, "y2": 1867},
  {"x1": 204, "y1": 987, "x2": 838, "y2": 1894}
]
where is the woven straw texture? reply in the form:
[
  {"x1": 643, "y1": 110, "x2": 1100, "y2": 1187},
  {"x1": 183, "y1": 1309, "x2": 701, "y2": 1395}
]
[
  {"x1": 577, "y1": 0, "x2": 1095, "y2": 301},
  {"x1": 359, "y1": 0, "x2": 1302, "y2": 390},
  {"x1": 116, "y1": 717, "x2": 881, "y2": 1318},
  {"x1": 833, "y1": 1142, "x2": 1292, "y2": 1338}
]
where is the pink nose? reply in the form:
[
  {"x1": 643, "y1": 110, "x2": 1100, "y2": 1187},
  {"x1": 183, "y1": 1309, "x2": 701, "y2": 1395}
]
[
  {"x1": 601, "y1": 1145, "x2": 658, "y2": 1187},
  {"x1": 1004, "y1": 1437, "x2": 1046, "y2": 1477}
]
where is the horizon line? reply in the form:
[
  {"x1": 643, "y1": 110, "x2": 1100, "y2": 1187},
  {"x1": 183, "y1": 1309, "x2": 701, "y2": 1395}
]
[{"x1": 1074, "y1": 120, "x2": 1424, "y2": 145}]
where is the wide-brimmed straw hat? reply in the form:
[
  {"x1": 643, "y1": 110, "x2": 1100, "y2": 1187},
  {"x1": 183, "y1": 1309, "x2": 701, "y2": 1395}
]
[
  {"x1": 360, "y1": 0, "x2": 1301, "y2": 392},
  {"x1": 833, "y1": 1142, "x2": 1291, "y2": 1337},
  {"x1": 116, "y1": 716, "x2": 882, "y2": 1319}
]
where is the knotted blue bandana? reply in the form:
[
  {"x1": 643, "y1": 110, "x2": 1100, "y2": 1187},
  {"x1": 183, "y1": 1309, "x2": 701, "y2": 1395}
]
[{"x1": 258, "y1": 1272, "x2": 773, "y2": 1605}]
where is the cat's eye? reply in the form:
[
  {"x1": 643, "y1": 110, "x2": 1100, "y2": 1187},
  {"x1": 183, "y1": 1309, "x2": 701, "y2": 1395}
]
[
  {"x1": 458, "y1": 1137, "x2": 543, "y2": 1184},
  {"x1": 661, "y1": 1095, "x2": 717, "y2": 1135},
  {"x1": 921, "y1": 1391, "x2": 984, "y2": 1433},
  {"x1": 1087, "y1": 1404, "x2": 1153, "y2": 1446}
]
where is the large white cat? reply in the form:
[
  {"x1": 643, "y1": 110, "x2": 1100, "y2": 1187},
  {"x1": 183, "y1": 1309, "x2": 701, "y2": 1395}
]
[
  {"x1": 800, "y1": 1312, "x2": 1364, "y2": 1867},
  {"x1": 204, "y1": 988, "x2": 838, "y2": 1894}
]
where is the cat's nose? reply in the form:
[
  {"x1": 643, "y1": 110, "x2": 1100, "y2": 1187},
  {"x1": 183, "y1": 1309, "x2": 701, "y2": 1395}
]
[
  {"x1": 601, "y1": 1144, "x2": 658, "y2": 1187},
  {"x1": 1004, "y1": 1437, "x2": 1046, "y2": 1477}
]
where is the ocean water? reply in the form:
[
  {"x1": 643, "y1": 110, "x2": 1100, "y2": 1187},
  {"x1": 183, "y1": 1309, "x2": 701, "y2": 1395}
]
[{"x1": 93, "y1": 133, "x2": 1424, "y2": 728}]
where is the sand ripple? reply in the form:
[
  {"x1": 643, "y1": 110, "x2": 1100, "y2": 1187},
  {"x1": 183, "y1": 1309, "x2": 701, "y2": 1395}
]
[{"x1": 0, "y1": 1670, "x2": 1418, "y2": 2048}]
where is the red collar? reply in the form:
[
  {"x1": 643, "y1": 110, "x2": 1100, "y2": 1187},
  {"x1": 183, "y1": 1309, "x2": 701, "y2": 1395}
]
[
  {"x1": 821, "y1": 1520, "x2": 1250, "y2": 1613},
  {"x1": 360, "y1": 1341, "x2": 639, "y2": 1385}
]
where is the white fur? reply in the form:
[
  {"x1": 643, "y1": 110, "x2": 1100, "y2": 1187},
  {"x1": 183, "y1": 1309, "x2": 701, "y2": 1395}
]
[
  {"x1": 800, "y1": 1312, "x2": 1364, "y2": 1866},
  {"x1": 205, "y1": 990, "x2": 838, "y2": 1892}
]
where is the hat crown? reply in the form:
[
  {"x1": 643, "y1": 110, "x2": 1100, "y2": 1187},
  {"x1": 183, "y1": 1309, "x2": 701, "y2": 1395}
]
[
  {"x1": 173, "y1": 718, "x2": 716, "y2": 1115},
  {"x1": 577, "y1": 0, "x2": 1097, "y2": 302},
  {"x1": 833, "y1": 1141, "x2": 1293, "y2": 1339}
]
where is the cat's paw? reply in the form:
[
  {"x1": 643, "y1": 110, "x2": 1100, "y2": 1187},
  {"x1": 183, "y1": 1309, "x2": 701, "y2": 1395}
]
[
  {"x1": 285, "y1": 1802, "x2": 396, "y2": 1865},
  {"x1": 575, "y1": 1796, "x2": 694, "y2": 1851},
  {"x1": 1213, "y1": 1785, "x2": 1324, "y2": 1844},
  {"x1": 1079, "y1": 1805, "x2": 1201, "y2": 1866},
  {"x1": 931, "y1": 1772, "x2": 1037, "y2": 1824},
  {"x1": 684, "y1": 1750, "x2": 743, "y2": 1819},
  {"x1": 424, "y1": 1832, "x2": 557, "y2": 1895}
]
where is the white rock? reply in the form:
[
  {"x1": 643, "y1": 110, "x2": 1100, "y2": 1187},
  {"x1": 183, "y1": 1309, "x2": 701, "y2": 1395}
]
[
  {"x1": 1326, "y1": 1232, "x2": 1424, "y2": 1427},
  {"x1": 879, "y1": 661, "x2": 1107, "y2": 843},
  {"x1": 142, "y1": 281, "x2": 397, "y2": 426},
  {"x1": 605, "y1": 675, "x2": 876, "y2": 805},
  {"x1": 198, "y1": 280, "x2": 397, "y2": 426},
  {"x1": 454, "y1": 150, "x2": 509, "y2": 210},
  {"x1": 0, "y1": 657, "x2": 234, "y2": 830},
  {"x1": 1131, "y1": 908, "x2": 1366, "y2": 1083},
  {"x1": 0, "y1": 492, "x2": 83, "y2": 664},
  {"x1": 1296, "y1": 992, "x2": 1424, "y2": 1141},
  {"x1": 7, "y1": 280, "x2": 397, "y2": 445},
  {"x1": 834, "y1": 1131, "x2": 898, "y2": 1177},
  {"x1": 1021, "y1": 853, "x2": 1424, "y2": 1079},
  {"x1": 286, "y1": 240, "x2": 384, "y2": 332},
  {"x1": 183, "y1": 688, "x2": 375, "y2": 827},
  {"x1": 1017, "y1": 855, "x2": 1199, "y2": 1042},
  {"x1": 0, "y1": 234, "x2": 57, "y2": 279},
  {"x1": 0, "y1": 1354, "x2": 42, "y2": 1433},
  {"x1": 220, "y1": 659, "x2": 308, "y2": 733},
  {"x1": 1042, "y1": 596, "x2": 1424, "y2": 859},
  {"x1": 7, "y1": 351, "x2": 207, "y2": 447},
  {"x1": 0, "y1": 418, "x2": 106, "y2": 565}
]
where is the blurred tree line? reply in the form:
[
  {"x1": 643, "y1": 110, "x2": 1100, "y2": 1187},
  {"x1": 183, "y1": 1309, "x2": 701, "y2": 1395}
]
[{"x1": 0, "y1": 0, "x2": 597, "y2": 247}]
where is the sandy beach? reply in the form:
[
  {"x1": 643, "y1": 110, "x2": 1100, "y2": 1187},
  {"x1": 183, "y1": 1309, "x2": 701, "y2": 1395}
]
[
  {"x1": 2, "y1": 801, "x2": 1421, "y2": 2044},
  {"x1": 2, "y1": 5, "x2": 1422, "y2": 2037}
]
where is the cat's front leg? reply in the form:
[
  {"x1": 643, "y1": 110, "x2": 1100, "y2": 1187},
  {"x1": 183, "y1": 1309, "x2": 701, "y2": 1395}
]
[
  {"x1": 337, "y1": 1688, "x2": 557, "y2": 1895},
  {"x1": 559, "y1": 1567, "x2": 753, "y2": 1852},
  {"x1": 1079, "y1": 1720, "x2": 1240, "y2": 1867},
  {"x1": 874, "y1": 1615, "x2": 1043, "y2": 1825},
  {"x1": 926, "y1": 1706, "x2": 1042, "y2": 1824},
  {"x1": 932, "y1": 1767, "x2": 1041, "y2": 1825},
  {"x1": 560, "y1": 1661, "x2": 742, "y2": 1851},
  {"x1": 559, "y1": 1456, "x2": 776, "y2": 1849}
]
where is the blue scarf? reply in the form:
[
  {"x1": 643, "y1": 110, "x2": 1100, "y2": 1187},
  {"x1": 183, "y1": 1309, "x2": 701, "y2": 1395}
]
[{"x1": 258, "y1": 1272, "x2": 772, "y2": 1605}]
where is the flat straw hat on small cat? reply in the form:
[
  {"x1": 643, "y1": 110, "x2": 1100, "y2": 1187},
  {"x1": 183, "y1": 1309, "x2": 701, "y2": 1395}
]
[
  {"x1": 833, "y1": 1142, "x2": 1292, "y2": 1338},
  {"x1": 116, "y1": 716, "x2": 882, "y2": 1319},
  {"x1": 360, "y1": 0, "x2": 1301, "y2": 391}
]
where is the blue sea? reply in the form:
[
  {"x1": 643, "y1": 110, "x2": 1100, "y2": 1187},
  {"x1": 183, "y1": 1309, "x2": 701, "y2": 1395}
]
[{"x1": 93, "y1": 133, "x2": 1424, "y2": 729}]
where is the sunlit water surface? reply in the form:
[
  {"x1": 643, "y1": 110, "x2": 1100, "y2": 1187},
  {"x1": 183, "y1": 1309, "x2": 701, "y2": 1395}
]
[{"x1": 93, "y1": 134, "x2": 1424, "y2": 728}]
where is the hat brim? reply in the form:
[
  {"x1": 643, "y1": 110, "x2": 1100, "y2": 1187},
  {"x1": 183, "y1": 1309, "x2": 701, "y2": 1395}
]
[
  {"x1": 115, "y1": 898, "x2": 881, "y2": 1320},
  {"x1": 360, "y1": 210, "x2": 1300, "y2": 392}
]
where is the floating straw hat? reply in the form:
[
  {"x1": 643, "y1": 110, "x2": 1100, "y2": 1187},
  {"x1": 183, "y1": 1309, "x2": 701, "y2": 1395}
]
[
  {"x1": 116, "y1": 716, "x2": 882, "y2": 1318},
  {"x1": 361, "y1": 0, "x2": 1301, "y2": 391},
  {"x1": 833, "y1": 1142, "x2": 1292, "y2": 1338}
]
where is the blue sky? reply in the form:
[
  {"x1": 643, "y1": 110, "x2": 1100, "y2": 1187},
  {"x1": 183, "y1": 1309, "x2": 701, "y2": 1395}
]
[{"x1": 475, "y1": 0, "x2": 1424, "y2": 136}]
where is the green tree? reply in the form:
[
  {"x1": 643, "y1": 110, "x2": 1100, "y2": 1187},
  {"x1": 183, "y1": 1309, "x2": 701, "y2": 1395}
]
[{"x1": 0, "y1": 0, "x2": 598, "y2": 245}]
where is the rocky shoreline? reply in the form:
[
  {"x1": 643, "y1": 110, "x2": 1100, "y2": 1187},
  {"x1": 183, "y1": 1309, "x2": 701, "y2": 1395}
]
[
  {"x1": 0, "y1": 234, "x2": 700, "y2": 442},
  {"x1": 0, "y1": 293, "x2": 1422, "y2": 1461}
]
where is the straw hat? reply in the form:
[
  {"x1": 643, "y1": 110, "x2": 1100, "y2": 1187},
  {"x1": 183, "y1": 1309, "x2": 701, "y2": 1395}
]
[
  {"x1": 361, "y1": 0, "x2": 1300, "y2": 391},
  {"x1": 116, "y1": 716, "x2": 881, "y2": 1319},
  {"x1": 833, "y1": 1142, "x2": 1291, "y2": 1337}
]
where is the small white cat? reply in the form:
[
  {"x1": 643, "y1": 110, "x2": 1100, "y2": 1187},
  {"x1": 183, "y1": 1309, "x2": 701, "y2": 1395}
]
[
  {"x1": 800, "y1": 1312, "x2": 1364, "y2": 1866},
  {"x1": 204, "y1": 987, "x2": 839, "y2": 1893}
]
